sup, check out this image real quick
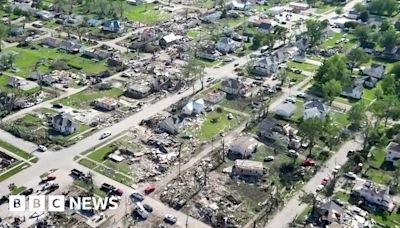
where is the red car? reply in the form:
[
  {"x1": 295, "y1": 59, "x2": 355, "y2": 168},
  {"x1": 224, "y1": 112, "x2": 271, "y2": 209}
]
[
  {"x1": 302, "y1": 159, "x2": 316, "y2": 167},
  {"x1": 145, "y1": 184, "x2": 156, "y2": 194},
  {"x1": 321, "y1": 177, "x2": 330, "y2": 186},
  {"x1": 113, "y1": 188, "x2": 124, "y2": 196}
]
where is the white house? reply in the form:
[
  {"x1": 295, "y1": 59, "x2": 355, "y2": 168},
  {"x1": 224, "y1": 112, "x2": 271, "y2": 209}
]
[
  {"x1": 221, "y1": 78, "x2": 245, "y2": 96},
  {"x1": 159, "y1": 33, "x2": 184, "y2": 47},
  {"x1": 8, "y1": 76, "x2": 27, "y2": 88},
  {"x1": 182, "y1": 99, "x2": 205, "y2": 115},
  {"x1": 289, "y1": 2, "x2": 309, "y2": 13},
  {"x1": 352, "y1": 179, "x2": 395, "y2": 212},
  {"x1": 229, "y1": 0, "x2": 251, "y2": 11},
  {"x1": 275, "y1": 102, "x2": 296, "y2": 118},
  {"x1": 267, "y1": 6, "x2": 286, "y2": 16},
  {"x1": 232, "y1": 159, "x2": 263, "y2": 179},
  {"x1": 93, "y1": 97, "x2": 119, "y2": 111},
  {"x1": 52, "y1": 112, "x2": 78, "y2": 135},
  {"x1": 340, "y1": 85, "x2": 364, "y2": 99},
  {"x1": 303, "y1": 100, "x2": 329, "y2": 120},
  {"x1": 216, "y1": 37, "x2": 240, "y2": 54},
  {"x1": 385, "y1": 141, "x2": 400, "y2": 163},
  {"x1": 229, "y1": 136, "x2": 258, "y2": 158}
]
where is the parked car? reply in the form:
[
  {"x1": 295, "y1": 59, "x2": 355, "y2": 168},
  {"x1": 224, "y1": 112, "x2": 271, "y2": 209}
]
[
  {"x1": 287, "y1": 149, "x2": 299, "y2": 158},
  {"x1": 296, "y1": 92, "x2": 306, "y2": 98},
  {"x1": 112, "y1": 188, "x2": 124, "y2": 196},
  {"x1": 47, "y1": 184, "x2": 60, "y2": 193},
  {"x1": 21, "y1": 188, "x2": 34, "y2": 196},
  {"x1": 144, "y1": 185, "x2": 156, "y2": 194},
  {"x1": 344, "y1": 172, "x2": 357, "y2": 180},
  {"x1": 347, "y1": 149, "x2": 355, "y2": 157},
  {"x1": 130, "y1": 191, "x2": 144, "y2": 201},
  {"x1": 164, "y1": 214, "x2": 177, "y2": 224},
  {"x1": 100, "y1": 131, "x2": 112, "y2": 139},
  {"x1": 264, "y1": 156, "x2": 275, "y2": 162},
  {"x1": 316, "y1": 184, "x2": 324, "y2": 192},
  {"x1": 333, "y1": 165, "x2": 341, "y2": 173},
  {"x1": 38, "y1": 145, "x2": 47, "y2": 152},
  {"x1": 32, "y1": 22, "x2": 43, "y2": 28},
  {"x1": 206, "y1": 77, "x2": 214, "y2": 83},
  {"x1": 52, "y1": 103, "x2": 63, "y2": 109},
  {"x1": 302, "y1": 159, "x2": 316, "y2": 167},
  {"x1": 41, "y1": 175, "x2": 56, "y2": 183},
  {"x1": 134, "y1": 206, "x2": 148, "y2": 219},
  {"x1": 285, "y1": 96, "x2": 297, "y2": 103},
  {"x1": 143, "y1": 203, "x2": 153, "y2": 213},
  {"x1": 70, "y1": 169, "x2": 84, "y2": 178},
  {"x1": 100, "y1": 183, "x2": 115, "y2": 193},
  {"x1": 321, "y1": 177, "x2": 330, "y2": 186},
  {"x1": 42, "y1": 181, "x2": 56, "y2": 191},
  {"x1": 0, "y1": 195, "x2": 9, "y2": 205}
]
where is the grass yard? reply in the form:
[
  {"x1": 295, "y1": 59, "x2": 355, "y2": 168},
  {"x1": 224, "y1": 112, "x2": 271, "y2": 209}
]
[
  {"x1": 87, "y1": 144, "x2": 116, "y2": 162},
  {"x1": 334, "y1": 191, "x2": 351, "y2": 202},
  {"x1": 372, "y1": 211, "x2": 400, "y2": 227},
  {"x1": 0, "y1": 163, "x2": 30, "y2": 181},
  {"x1": 329, "y1": 110, "x2": 349, "y2": 128},
  {"x1": 0, "y1": 139, "x2": 34, "y2": 160},
  {"x1": 10, "y1": 185, "x2": 27, "y2": 195},
  {"x1": 57, "y1": 88, "x2": 123, "y2": 108},
  {"x1": 6, "y1": 46, "x2": 108, "y2": 78},
  {"x1": 219, "y1": 96, "x2": 253, "y2": 114},
  {"x1": 287, "y1": 61, "x2": 319, "y2": 72},
  {"x1": 315, "y1": 3, "x2": 336, "y2": 14},
  {"x1": 290, "y1": 99, "x2": 305, "y2": 122},
  {"x1": 198, "y1": 110, "x2": 246, "y2": 140},
  {"x1": 123, "y1": 3, "x2": 169, "y2": 23},
  {"x1": 78, "y1": 158, "x2": 98, "y2": 169},
  {"x1": 94, "y1": 165, "x2": 134, "y2": 186},
  {"x1": 73, "y1": 180, "x2": 107, "y2": 198},
  {"x1": 287, "y1": 72, "x2": 306, "y2": 85},
  {"x1": 320, "y1": 33, "x2": 357, "y2": 49}
]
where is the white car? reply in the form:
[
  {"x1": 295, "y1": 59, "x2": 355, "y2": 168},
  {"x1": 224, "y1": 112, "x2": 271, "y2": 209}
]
[
  {"x1": 100, "y1": 131, "x2": 112, "y2": 139},
  {"x1": 288, "y1": 149, "x2": 299, "y2": 157},
  {"x1": 264, "y1": 156, "x2": 275, "y2": 162},
  {"x1": 38, "y1": 145, "x2": 47, "y2": 152},
  {"x1": 285, "y1": 97, "x2": 297, "y2": 103},
  {"x1": 344, "y1": 172, "x2": 357, "y2": 180},
  {"x1": 316, "y1": 184, "x2": 324, "y2": 192},
  {"x1": 333, "y1": 165, "x2": 341, "y2": 173},
  {"x1": 164, "y1": 214, "x2": 177, "y2": 224},
  {"x1": 296, "y1": 92, "x2": 306, "y2": 98}
]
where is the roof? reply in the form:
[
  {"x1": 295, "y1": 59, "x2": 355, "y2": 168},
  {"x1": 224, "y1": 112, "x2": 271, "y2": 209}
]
[
  {"x1": 289, "y1": 2, "x2": 309, "y2": 8},
  {"x1": 387, "y1": 141, "x2": 400, "y2": 153},
  {"x1": 304, "y1": 100, "x2": 327, "y2": 113},
  {"x1": 161, "y1": 33, "x2": 183, "y2": 43},
  {"x1": 202, "y1": 11, "x2": 222, "y2": 22},
  {"x1": 53, "y1": 112, "x2": 74, "y2": 122},
  {"x1": 234, "y1": 159, "x2": 263, "y2": 171},
  {"x1": 230, "y1": 136, "x2": 257, "y2": 153},
  {"x1": 221, "y1": 78, "x2": 243, "y2": 90},
  {"x1": 275, "y1": 102, "x2": 296, "y2": 117},
  {"x1": 95, "y1": 97, "x2": 118, "y2": 106}
]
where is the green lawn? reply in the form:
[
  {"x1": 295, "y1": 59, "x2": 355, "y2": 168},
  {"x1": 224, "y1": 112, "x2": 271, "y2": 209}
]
[
  {"x1": 334, "y1": 191, "x2": 350, "y2": 202},
  {"x1": 0, "y1": 139, "x2": 34, "y2": 160},
  {"x1": 57, "y1": 88, "x2": 123, "y2": 108},
  {"x1": 78, "y1": 158, "x2": 98, "y2": 169},
  {"x1": 10, "y1": 185, "x2": 27, "y2": 195},
  {"x1": 123, "y1": 3, "x2": 169, "y2": 23},
  {"x1": 320, "y1": 33, "x2": 357, "y2": 50},
  {"x1": 197, "y1": 110, "x2": 246, "y2": 140},
  {"x1": 187, "y1": 29, "x2": 201, "y2": 39},
  {"x1": 287, "y1": 72, "x2": 306, "y2": 85},
  {"x1": 329, "y1": 110, "x2": 349, "y2": 127},
  {"x1": 219, "y1": 97, "x2": 253, "y2": 114},
  {"x1": 372, "y1": 211, "x2": 400, "y2": 227},
  {"x1": 290, "y1": 99, "x2": 305, "y2": 122},
  {"x1": 0, "y1": 163, "x2": 30, "y2": 181},
  {"x1": 6, "y1": 46, "x2": 108, "y2": 78},
  {"x1": 287, "y1": 61, "x2": 319, "y2": 72},
  {"x1": 94, "y1": 165, "x2": 135, "y2": 186},
  {"x1": 87, "y1": 144, "x2": 116, "y2": 162},
  {"x1": 315, "y1": 3, "x2": 336, "y2": 14},
  {"x1": 73, "y1": 180, "x2": 107, "y2": 198}
]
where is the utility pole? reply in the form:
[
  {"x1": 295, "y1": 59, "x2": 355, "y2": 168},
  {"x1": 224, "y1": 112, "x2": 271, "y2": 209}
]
[
  {"x1": 178, "y1": 143, "x2": 182, "y2": 177},
  {"x1": 185, "y1": 214, "x2": 189, "y2": 228},
  {"x1": 221, "y1": 139, "x2": 225, "y2": 162}
]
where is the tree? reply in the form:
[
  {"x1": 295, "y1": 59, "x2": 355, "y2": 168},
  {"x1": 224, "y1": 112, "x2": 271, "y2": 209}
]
[
  {"x1": 278, "y1": 69, "x2": 288, "y2": 86},
  {"x1": 264, "y1": 33, "x2": 276, "y2": 52},
  {"x1": 380, "y1": 74, "x2": 396, "y2": 95},
  {"x1": 306, "y1": 0, "x2": 317, "y2": 7},
  {"x1": 359, "y1": 11, "x2": 369, "y2": 22},
  {"x1": 305, "y1": 19, "x2": 328, "y2": 46},
  {"x1": 368, "y1": 0, "x2": 398, "y2": 16},
  {"x1": 0, "y1": 23, "x2": 8, "y2": 52},
  {"x1": 354, "y1": 25, "x2": 371, "y2": 45},
  {"x1": 346, "y1": 48, "x2": 369, "y2": 73},
  {"x1": 348, "y1": 101, "x2": 367, "y2": 129},
  {"x1": 299, "y1": 118, "x2": 324, "y2": 156},
  {"x1": 315, "y1": 54, "x2": 350, "y2": 86},
  {"x1": 380, "y1": 20, "x2": 392, "y2": 32},
  {"x1": 390, "y1": 62, "x2": 400, "y2": 78},
  {"x1": 379, "y1": 30, "x2": 399, "y2": 52},
  {"x1": 322, "y1": 79, "x2": 342, "y2": 104}
]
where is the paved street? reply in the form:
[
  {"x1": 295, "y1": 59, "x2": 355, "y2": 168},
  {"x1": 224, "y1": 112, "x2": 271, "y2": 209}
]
[{"x1": 264, "y1": 135, "x2": 363, "y2": 228}]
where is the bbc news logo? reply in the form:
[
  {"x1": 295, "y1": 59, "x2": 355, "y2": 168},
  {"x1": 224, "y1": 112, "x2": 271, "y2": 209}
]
[{"x1": 9, "y1": 195, "x2": 119, "y2": 212}]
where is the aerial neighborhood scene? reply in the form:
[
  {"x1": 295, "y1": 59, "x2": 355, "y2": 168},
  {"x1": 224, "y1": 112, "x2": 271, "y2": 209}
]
[{"x1": 1, "y1": 0, "x2": 400, "y2": 227}]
